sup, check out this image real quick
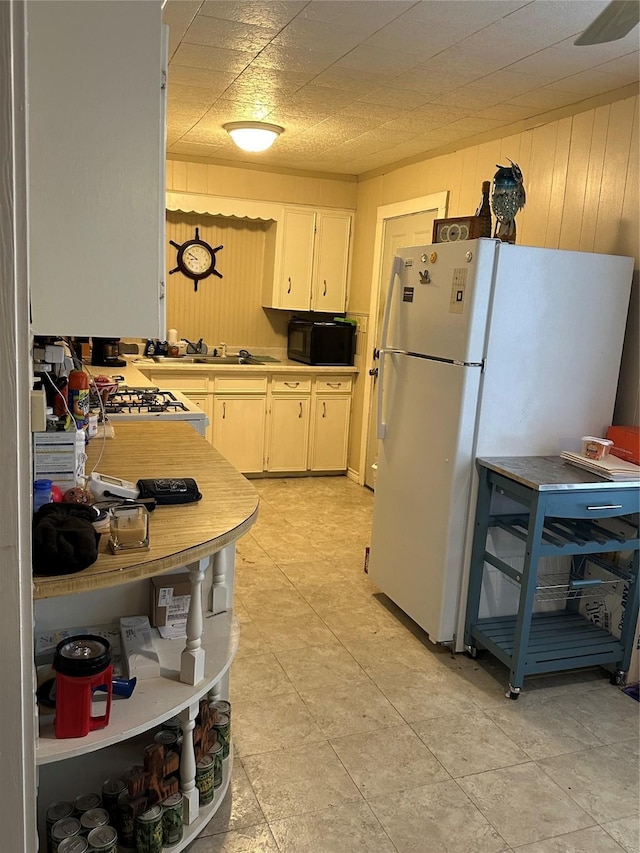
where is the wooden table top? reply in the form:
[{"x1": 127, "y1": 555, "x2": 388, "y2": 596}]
[{"x1": 33, "y1": 422, "x2": 259, "y2": 599}]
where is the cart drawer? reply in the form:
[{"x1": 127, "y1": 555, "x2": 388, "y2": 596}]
[{"x1": 544, "y1": 489, "x2": 639, "y2": 519}]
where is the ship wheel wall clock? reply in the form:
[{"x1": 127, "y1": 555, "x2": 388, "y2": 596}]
[{"x1": 169, "y1": 227, "x2": 223, "y2": 291}]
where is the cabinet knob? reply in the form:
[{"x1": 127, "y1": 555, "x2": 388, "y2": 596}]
[
  {"x1": 299, "y1": 402, "x2": 303, "y2": 419},
  {"x1": 284, "y1": 381, "x2": 299, "y2": 387},
  {"x1": 323, "y1": 279, "x2": 327, "y2": 296},
  {"x1": 322, "y1": 402, "x2": 326, "y2": 418},
  {"x1": 287, "y1": 277, "x2": 292, "y2": 294},
  {"x1": 222, "y1": 401, "x2": 226, "y2": 420}
]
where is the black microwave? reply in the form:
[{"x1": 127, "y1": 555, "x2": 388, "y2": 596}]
[{"x1": 287, "y1": 319, "x2": 355, "y2": 366}]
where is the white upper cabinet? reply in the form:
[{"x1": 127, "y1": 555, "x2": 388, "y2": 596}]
[
  {"x1": 27, "y1": 1, "x2": 166, "y2": 338},
  {"x1": 265, "y1": 208, "x2": 352, "y2": 312}
]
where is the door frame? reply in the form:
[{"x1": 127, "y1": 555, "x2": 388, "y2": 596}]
[{"x1": 358, "y1": 192, "x2": 449, "y2": 486}]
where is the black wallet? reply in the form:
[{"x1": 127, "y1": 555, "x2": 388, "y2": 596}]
[{"x1": 136, "y1": 477, "x2": 202, "y2": 505}]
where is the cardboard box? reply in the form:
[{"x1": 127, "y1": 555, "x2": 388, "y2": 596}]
[
  {"x1": 606, "y1": 425, "x2": 640, "y2": 466},
  {"x1": 151, "y1": 572, "x2": 191, "y2": 627}
]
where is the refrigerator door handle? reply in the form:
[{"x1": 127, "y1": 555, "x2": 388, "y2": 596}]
[{"x1": 377, "y1": 257, "x2": 404, "y2": 440}]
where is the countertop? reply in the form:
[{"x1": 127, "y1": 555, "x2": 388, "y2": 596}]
[
  {"x1": 477, "y1": 455, "x2": 640, "y2": 492},
  {"x1": 130, "y1": 357, "x2": 359, "y2": 374},
  {"x1": 33, "y1": 421, "x2": 259, "y2": 599}
]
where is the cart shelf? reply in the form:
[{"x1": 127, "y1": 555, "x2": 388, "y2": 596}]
[{"x1": 464, "y1": 456, "x2": 639, "y2": 699}]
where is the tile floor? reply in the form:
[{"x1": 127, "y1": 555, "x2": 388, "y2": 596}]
[{"x1": 189, "y1": 476, "x2": 639, "y2": 853}]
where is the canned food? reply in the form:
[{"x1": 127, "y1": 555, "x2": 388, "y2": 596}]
[
  {"x1": 209, "y1": 699, "x2": 231, "y2": 718},
  {"x1": 195, "y1": 753, "x2": 215, "y2": 806},
  {"x1": 51, "y1": 817, "x2": 81, "y2": 853},
  {"x1": 46, "y1": 802, "x2": 74, "y2": 853},
  {"x1": 213, "y1": 712, "x2": 231, "y2": 758},
  {"x1": 58, "y1": 836, "x2": 89, "y2": 853},
  {"x1": 153, "y1": 730, "x2": 179, "y2": 752},
  {"x1": 207, "y1": 740, "x2": 224, "y2": 788},
  {"x1": 116, "y1": 792, "x2": 135, "y2": 849},
  {"x1": 135, "y1": 804, "x2": 163, "y2": 853},
  {"x1": 160, "y1": 792, "x2": 183, "y2": 846},
  {"x1": 161, "y1": 715, "x2": 182, "y2": 735},
  {"x1": 100, "y1": 778, "x2": 126, "y2": 826},
  {"x1": 86, "y1": 825, "x2": 118, "y2": 853},
  {"x1": 74, "y1": 793, "x2": 102, "y2": 816},
  {"x1": 80, "y1": 808, "x2": 109, "y2": 835}
]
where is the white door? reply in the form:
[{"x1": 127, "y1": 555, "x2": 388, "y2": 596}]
[{"x1": 364, "y1": 210, "x2": 438, "y2": 489}]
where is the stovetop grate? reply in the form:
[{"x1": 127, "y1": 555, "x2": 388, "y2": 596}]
[{"x1": 104, "y1": 386, "x2": 188, "y2": 415}]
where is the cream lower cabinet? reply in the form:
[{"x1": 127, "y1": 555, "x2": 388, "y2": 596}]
[
  {"x1": 212, "y1": 376, "x2": 267, "y2": 474},
  {"x1": 266, "y1": 377, "x2": 312, "y2": 472},
  {"x1": 309, "y1": 395, "x2": 351, "y2": 471}
]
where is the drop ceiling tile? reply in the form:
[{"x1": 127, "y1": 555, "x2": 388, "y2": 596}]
[
  {"x1": 199, "y1": 0, "x2": 306, "y2": 31},
  {"x1": 390, "y1": 65, "x2": 477, "y2": 94},
  {"x1": 169, "y1": 141, "x2": 228, "y2": 157},
  {"x1": 252, "y1": 44, "x2": 340, "y2": 74},
  {"x1": 507, "y1": 87, "x2": 586, "y2": 109},
  {"x1": 168, "y1": 67, "x2": 238, "y2": 98},
  {"x1": 300, "y1": 1, "x2": 413, "y2": 32},
  {"x1": 377, "y1": 113, "x2": 449, "y2": 136},
  {"x1": 167, "y1": 83, "x2": 219, "y2": 110},
  {"x1": 470, "y1": 69, "x2": 559, "y2": 96},
  {"x1": 498, "y1": 0, "x2": 610, "y2": 41},
  {"x1": 357, "y1": 86, "x2": 436, "y2": 110},
  {"x1": 184, "y1": 15, "x2": 276, "y2": 53},
  {"x1": 545, "y1": 69, "x2": 637, "y2": 95},
  {"x1": 471, "y1": 102, "x2": 541, "y2": 121},
  {"x1": 362, "y1": 18, "x2": 471, "y2": 56},
  {"x1": 400, "y1": 0, "x2": 529, "y2": 28},
  {"x1": 311, "y1": 67, "x2": 391, "y2": 96},
  {"x1": 428, "y1": 86, "x2": 504, "y2": 109},
  {"x1": 553, "y1": 30, "x2": 640, "y2": 57},
  {"x1": 507, "y1": 45, "x2": 613, "y2": 77},
  {"x1": 267, "y1": 18, "x2": 364, "y2": 54},
  {"x1": 595, "y1": 51, "x2": 640, "y2": 76},
  {"x1": 408, "y1": 103, "x2": 472, "y2": 124},
  {"x1": 202, "y1": 98, "x2": 275, "y2": 125},
  {"x1": 440, "y1": 115, "x2": 505, "y2": 136},
  {"x1": 279, "y1": 86, "x2": 358, "y2": 115},
  {"x1": 334, "y1": 44, "x2": 424, "y2": 76},
  {"x1": 172, "y1": 43, "x2": 254, "y2": 74}
]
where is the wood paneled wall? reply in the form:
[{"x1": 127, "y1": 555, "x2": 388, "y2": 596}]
[
  {"x1": 347, "y1": 94, "x2": 639, "y2": 477},
  {"x1": 166, "y1": 212, "x2": 288, "y2": 350}
]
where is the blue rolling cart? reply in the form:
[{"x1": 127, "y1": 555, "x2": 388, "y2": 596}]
[{"x1": 464, "y1": 456, "x2": 639, "y2": 699}]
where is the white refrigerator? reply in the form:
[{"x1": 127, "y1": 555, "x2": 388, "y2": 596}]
[{"x1": 368, "y1": 239, "x2": 633, "y2": 650}]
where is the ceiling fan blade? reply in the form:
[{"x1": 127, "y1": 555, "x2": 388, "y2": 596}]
[{"x1": 574, "y1": 0, "x2": 640, "y2": 45}]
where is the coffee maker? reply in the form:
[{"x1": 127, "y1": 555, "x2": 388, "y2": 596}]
[{"x1": 91, "y1": 337, "x2": 126, "y2": 368}]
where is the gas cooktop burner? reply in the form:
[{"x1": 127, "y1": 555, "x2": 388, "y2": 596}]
[{"x1": 104, "y1": 387, "x2": 188, "y2": 415}]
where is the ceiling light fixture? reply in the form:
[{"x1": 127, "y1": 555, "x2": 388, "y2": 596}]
[{"x1": 223, "y1": 121, "x2": 284, "y2": 152}]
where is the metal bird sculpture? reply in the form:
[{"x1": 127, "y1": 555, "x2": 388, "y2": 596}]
[{"x1": 491, "y1": 160, "x2": 526, "y2": 244}]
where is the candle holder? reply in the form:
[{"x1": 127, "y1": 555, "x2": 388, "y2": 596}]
[{"x1": 109, "y1": 504, "x2": 149, "y2": 553}]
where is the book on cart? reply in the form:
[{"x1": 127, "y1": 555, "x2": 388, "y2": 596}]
[{"x1": 560, "y1": 450, "x2": 640, "y2": 482}]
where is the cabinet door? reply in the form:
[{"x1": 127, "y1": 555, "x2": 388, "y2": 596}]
[
  {"x1": 267, "y1": 397, "x2": 310, "y2": 472},
  {"x1": 212, "y1": 397, "x2": 266, "y2": 474},
  {"x1": 309, "y1": 396, "x2": 351, "y2": 471},
  {"x1": 312, "y1": 212, "x2": 351, "y2": 313},
  {"x1": 27, "y1": 1, "x2": 166, "y2": 338},
  {"x1": 278, "y1": 209, "x2": 315, "y2": 310},
  {"x1": 184, "y1": 393, "x2": 213, "y2": 444}
]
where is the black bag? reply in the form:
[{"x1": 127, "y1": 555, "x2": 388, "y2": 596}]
[{"x1": 136, "y1": 477, "x2": 202, "y2": 505}]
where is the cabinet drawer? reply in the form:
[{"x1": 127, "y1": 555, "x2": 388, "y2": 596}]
[
  {"x1": 315, "y1": 376, "x2": 352, "y2": 393},
  {"x1": 149, "y1": 371, "x2": 208, "y2": 392},
  {"x1": 544, "y1": 488, "x2": 639, "y2": 519},
  {"x1": 272, "y1": 376, "x2": 312, "y2": 394},
  {"x1": 213, "y1": 375, "x2": 267, "y2": 394}
]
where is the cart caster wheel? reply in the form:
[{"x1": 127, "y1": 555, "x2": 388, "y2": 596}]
[
  {"x1": 506, "y1": 685, "x2": 521, "y2": 700},
  {"x1": 464, "y1": 645, "x2": 478, "y2": 659},
  {"x1": 610, "y1": 670, "x2": 625, "y2": 687}
]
